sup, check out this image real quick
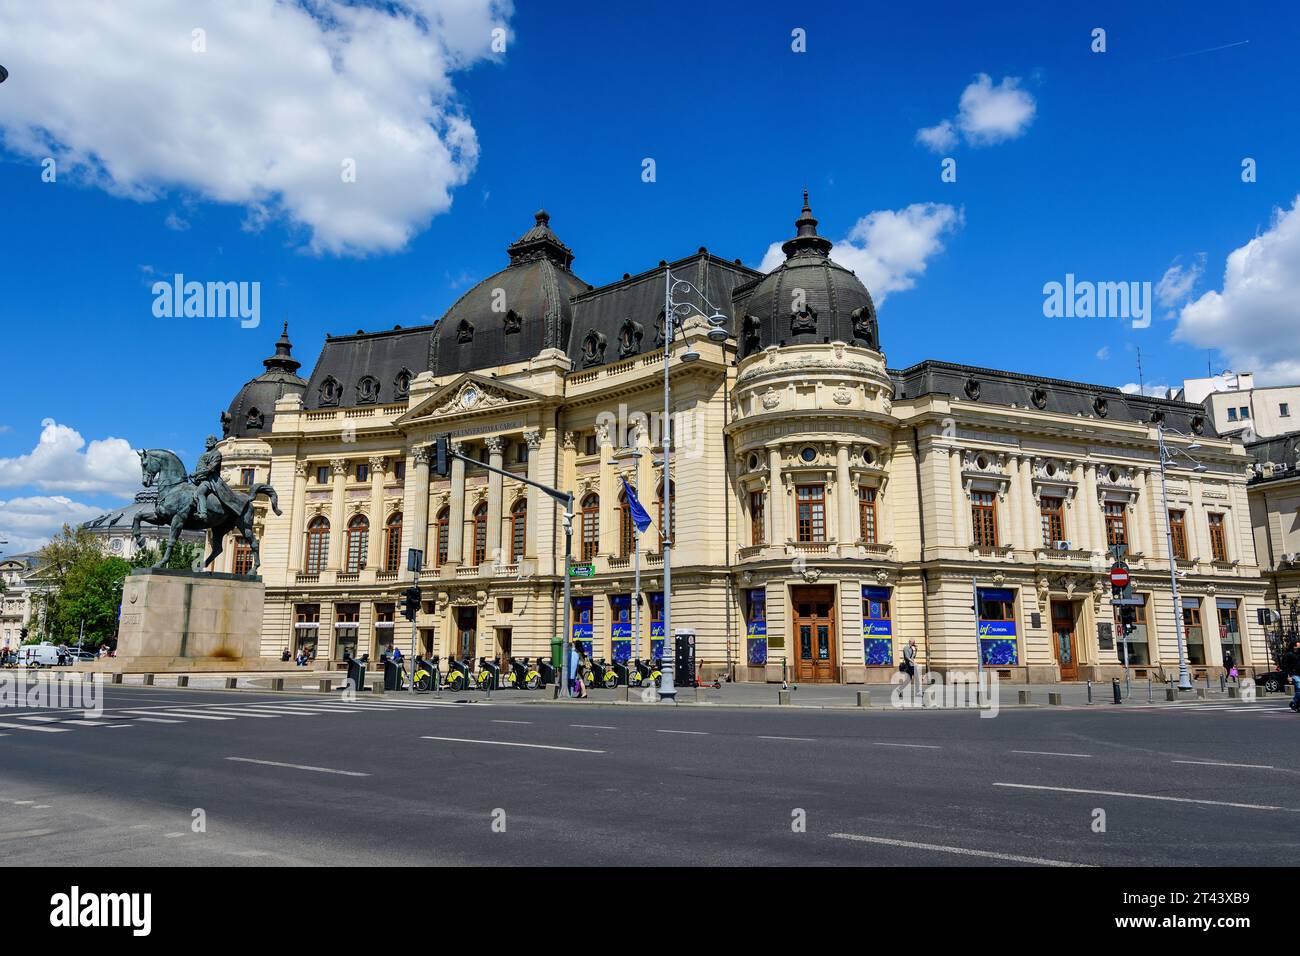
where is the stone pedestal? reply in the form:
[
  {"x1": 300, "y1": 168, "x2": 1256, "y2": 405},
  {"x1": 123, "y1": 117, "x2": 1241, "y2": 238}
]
[{"x1": 112, "y1": 569, "x2": 278, "y2": 670}]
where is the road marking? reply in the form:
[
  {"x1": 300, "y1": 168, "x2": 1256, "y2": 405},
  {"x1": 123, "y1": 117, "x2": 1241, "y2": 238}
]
[
  {"x1": 1171, "y1": 759, "x2": 1275, "y2": 770},
  {"x1": 993, "y1": 782, "x2": 1289, "y2": 812},
  {"x1": 829, "y1": 833, "x2": 1089, "y2": 867},
  {"x1": 17, "y1": 715, "x2": 62, "y2": 723},
  {"x1": 0, "y1": 721, "x2": 71, "y2": 733},
  {"x1": 1010, "y1": 750, "x2": 1093, "y2": 758},
  {"x1": 61, "y1": 720, "x2": 114, "y2": 727},
  {"x1": 420, "y1": 736, "x2": 604, "y2": 754},
  {"x1": 656, "y1": 729, "x2": 708, "y2": 736},
  {"x1": 224, "y1": 757, "x2": 371, "y2": 777},
  {"x1": 758, "y1": 735, "x2": 815, "y2": 742},
  {"x1": 873, "y1": 741, "x2": 940, "y2": 750},
  {"x1": 492, "y1": 719, "x2": 532, "y2": 725},
  {"x1": 0, "y1": 829, "x2": 58, "y2": 840},
  {"x1": 197, "y1": 709, "x2": 284, "y2": 719},
  {"x1": 570, "y1": 724, "x2": 617, "y2": 730},
  {"x1": 132, "y1": 717, "x2": 184, "y2": 724},
  {"x1": 145, "y1": 711, "x2": 234, "y2": 721}
]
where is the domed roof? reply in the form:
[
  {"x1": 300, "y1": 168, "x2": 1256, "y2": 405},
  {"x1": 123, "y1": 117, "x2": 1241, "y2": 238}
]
[
  {"x1": 734, "y1": 192, "x2": 879, "y2": 358},
  {"x1": 429, "y1": 210, "x2": 589, "y2": 376},
  {"x1": 222, "y1": 323, "x2": 308, "y2": 438}
]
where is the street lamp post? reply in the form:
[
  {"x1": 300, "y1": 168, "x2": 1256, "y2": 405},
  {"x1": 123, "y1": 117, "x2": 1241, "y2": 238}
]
[
  {"x1": 1156, "y1": 421, "x2": 1205, "y2": 691},
  {"x1": 610, "y1": 450, "x2": 643, "y2": 666},
  {"x1": 659, "y1": 266, "x2": 728, "y2": 701}
]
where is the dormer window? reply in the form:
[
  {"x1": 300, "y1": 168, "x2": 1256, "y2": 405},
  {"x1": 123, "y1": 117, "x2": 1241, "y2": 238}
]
[
  {"x1": 356, "y1": 375, "x2": 380, "y2": 405},
  {"x1": 319, "y1": 376, "x2": 342, "y2": 407},
  {"x1": 393, "y1": 368, "x2": 412, "y2": 400},
  {"x1": 245, "y1": 408, "x2": 264, "y2": 431},
  {"x1": 503, "y1": 309, "x2": 522, "y2": 334},
  {"x1": 456, "y1": 319, "x2": 474, "y2": 344}
]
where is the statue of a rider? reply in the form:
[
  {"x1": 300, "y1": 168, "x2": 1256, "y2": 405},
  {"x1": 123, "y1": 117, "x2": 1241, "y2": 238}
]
[{"x1": 191, "y1": 435, "x2": 243, "y2": 523}]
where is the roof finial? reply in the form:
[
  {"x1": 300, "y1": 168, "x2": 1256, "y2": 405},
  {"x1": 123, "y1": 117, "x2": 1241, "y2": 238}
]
[
  {"x1": 802, "y1": 186, "x2": 810, "y2": 212},
  {"x1": 782, "y1": 188, "x2": 832, "y2": 258}
]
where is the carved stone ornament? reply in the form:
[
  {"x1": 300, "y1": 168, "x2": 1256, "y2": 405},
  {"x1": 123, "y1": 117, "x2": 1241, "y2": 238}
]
[
  {"x1": 503, "y1": 309, "x2": 522, "y2": 334},
  {"x1": 790, "y1": 305, "x2": 818, "y2": 336},
  {"x1": 1030, "y1": 386, "x2": 1048, "y2": 410},
  {"x1": 832, "y1": 388, "x2": 852, "y2": 406},
  {"x1": 761, "y1": 388, "x2": 781, "y2": 410}
]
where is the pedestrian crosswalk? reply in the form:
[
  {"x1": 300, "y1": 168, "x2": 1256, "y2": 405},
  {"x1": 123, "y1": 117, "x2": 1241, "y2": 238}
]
[{"x1": 0, "y1": 695, "x2": 479, "y2": 736}]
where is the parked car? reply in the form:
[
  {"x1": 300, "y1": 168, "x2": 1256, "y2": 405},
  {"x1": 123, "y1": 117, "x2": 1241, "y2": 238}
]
[
  {"x1": 18, "y1": 644, "x2": 66, "y2": 667},
  {"x1": 1256, "y1": 670, "x2": 1293, "y2": 694}
]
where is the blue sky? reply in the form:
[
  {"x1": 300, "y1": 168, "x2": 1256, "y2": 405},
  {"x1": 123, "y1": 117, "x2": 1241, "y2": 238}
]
[{"x1": 1, "y1": 0, "x2": 1297, "y2": 552}]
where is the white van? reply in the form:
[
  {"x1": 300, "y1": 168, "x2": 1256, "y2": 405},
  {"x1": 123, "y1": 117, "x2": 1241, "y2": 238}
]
[{"x1": 18, "y1": 644, "x2": 64, "y2": 667}]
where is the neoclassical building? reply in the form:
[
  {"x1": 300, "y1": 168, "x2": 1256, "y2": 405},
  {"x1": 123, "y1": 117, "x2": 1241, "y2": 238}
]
[{"x1": 213, "y1": 198, "x2": 1268, "y2": 683}]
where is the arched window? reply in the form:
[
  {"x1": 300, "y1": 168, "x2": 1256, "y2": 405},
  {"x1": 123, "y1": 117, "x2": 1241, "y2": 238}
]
[
  {"x1": 305, "y1": 516, "x2": 329, "y2": 573},
  {"x1": 581, "y1": 493, "x2": 600, "y2": 562},
  {"x1": 473, "y1": 502, "x2": 488, "y2": 566},
  {"x1": 657, "y1": 480, "x2": 675, "y2": 552},
  {"x1": 435, "y1": 507, "x2": 449, "y2": 567},
  {"x1": 510, "y1": 499, "x2": 527, "y2": 563},
  {"x1": 618, "y1": 489, "x2": 634, "y2": 558},
  {"x1": 384, "y1": 512, "x2": 403, "y2": 572},
  {"x1": 345, "y1": 515, "x2": 369, "y2": 573}
]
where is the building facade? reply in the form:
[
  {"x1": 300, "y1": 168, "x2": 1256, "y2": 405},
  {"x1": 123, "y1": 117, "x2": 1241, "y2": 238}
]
[
  {"x1": 214, "y1": 199, "x2": 1269, "y2": 682},
  {"x1": 1177, "y1": 371, "x2": 1300, "y2": 440}
]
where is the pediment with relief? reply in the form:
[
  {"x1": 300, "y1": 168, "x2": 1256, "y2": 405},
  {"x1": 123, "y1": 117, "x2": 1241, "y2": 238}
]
[{"x1": 396, "y1": 373, "x2": 544, "y2": 425}]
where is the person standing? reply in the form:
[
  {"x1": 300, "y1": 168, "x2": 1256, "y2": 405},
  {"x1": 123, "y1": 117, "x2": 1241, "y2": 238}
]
[
  {"x1": 569, "y1": 639, "x2": 588, "y2": 698},
  {"x1": 1285, "y1": 641, "x2": 1300, "y2": 713}
]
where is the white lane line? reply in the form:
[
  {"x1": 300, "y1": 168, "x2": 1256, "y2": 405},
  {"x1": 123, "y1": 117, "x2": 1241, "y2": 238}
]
[
  {"x1": 873, "y1": 741, "x2": 940, "y2": 750},
  {"x1": 59, "y1": 720, "x2": 114, "y2": 727},
  {"x1": 17, "y1": 716, "x2": 62, "y2": 723},
  {"x1": 224, "y1": 757, "x2": 370, "y2": 777},
  {"x1": 1171, "y1": 759, "x2": 1275, "y2": 770},
  {"x1": 758, "y1": 735, "x2": 816, "y2": 742},
  {"x1": 146, "y1": 711, "x2": 234, "y2": 721},
  {"x1": 492, "y1": 719, "x2": 532, "y2": 725},
  {"x1": 1010, "y1": 750, "x2": 1093, "y2": 759},
  {"x1": 133, "y1": 717, "x2": 184, "y2": 724},
  {"x1": 993, "y1": 782, "x2": 1290, "y2": 812},
  {"x1": 829, "y1": 832, "x2": 1089, "y2": 867},
  {"x1": 250, "y1": 707, "x2": 335, "y2": 715},
  {"x1": 420, "y1": 735, "x2": 604, "y2": 754},
  {"x1": 0, "y1": 721, "x2": 71, "y2": 733},
  {"x1": 571, "y1": 724, "x2": 617, "y2": 730},
  {"x1": 195, "y1": 710, "x2": 283, "y2": 719},
  {"x1": 656, "y1": 729, "x2": 708, "y2": 736}
]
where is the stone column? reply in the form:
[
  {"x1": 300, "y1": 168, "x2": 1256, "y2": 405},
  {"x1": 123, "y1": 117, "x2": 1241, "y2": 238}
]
[
  {"x1": 598, "y1": 422, "x2": 616, "y2": 555},
  {"x1": 948, "y1": 449, "x2": 968, "y2": 547},
  {"x1": 836, "y1": 443, "x2": 854, "y2": 546},
  {"x1": 447, "y1": 441, "x2": 466, "y2": 565},
  {"x1": 367, "y1": 456, "x2": 386, "y2": 571},
  {"x1": 1006, "y1": 454, "x2": 1025, "y2": 549},
  {"x1": 1019, "y1": 457, "x2": 1038, "y2": 550},
  {"x1": 1081, "y1": 463, "x2": 1101, "y2": 553},
  {"x1": 288, "y1": 461, "x2": 309, "y2": 571},
  {"x1": 1133, "y1": 468, "x2": 1152, "y2": 557},
  {"x1": 410, "y1": 445, "x2": 431, "y2": 561},
  {"x1": 327, "y1": 457, "x2": 347, "y2": 570},
  {"x1": 485, "y1": 436, "x2": 504, "y2": 566},
  {"x1": 524, "y1": 430, "x2": 542, "y2": 559},
  {"x1": 636, "y1": 426, "x2": 653, "y2": 552},
  {"x1": 768, "y1": 447, "x2": 786, "y2": 546}
]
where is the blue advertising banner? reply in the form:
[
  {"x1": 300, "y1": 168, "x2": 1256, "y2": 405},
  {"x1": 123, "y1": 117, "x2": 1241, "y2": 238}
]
[
  {"x1": 863, "y1": 638, "x2": 893, "y2": 665},
  {"x1": 572, "y1": 595, "x2": 593, "y2": 656},
  {"x1": 610, "y1": 594, "x2": 631, "y2": 662},
  {"x1": 746, "y1": 637, "x2": 768, "y2": 665},
  {"x1": 980, "y1": 639, "x2": 1018, "y2": 665}
]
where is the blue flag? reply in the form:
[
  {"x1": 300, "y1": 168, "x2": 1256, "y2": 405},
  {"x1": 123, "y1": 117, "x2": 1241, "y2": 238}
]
[{"x1": 621, "y1": 476, "x2": 652, "y2": 534}]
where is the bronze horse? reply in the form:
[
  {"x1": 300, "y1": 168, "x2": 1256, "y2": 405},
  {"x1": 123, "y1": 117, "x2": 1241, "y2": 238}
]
[{"x1": 132, "y1": 449, "x2": 280, "y2": 573}]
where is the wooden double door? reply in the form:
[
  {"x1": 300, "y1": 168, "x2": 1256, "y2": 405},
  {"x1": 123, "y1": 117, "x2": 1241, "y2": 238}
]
[
  {"x1": 792, "y1": 586, "x2": 837, "y2": 683},
  {"x1": 1051, "y1": 600, "x2": 1079, "y2": 681}
]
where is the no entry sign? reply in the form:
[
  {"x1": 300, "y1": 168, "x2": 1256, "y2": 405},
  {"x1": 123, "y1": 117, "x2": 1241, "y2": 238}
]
[{"x1": 1109, "y1": 566, "x2": 1131, "y2": 589}]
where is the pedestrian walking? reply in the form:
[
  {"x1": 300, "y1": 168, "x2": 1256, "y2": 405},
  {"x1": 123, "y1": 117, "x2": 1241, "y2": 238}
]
[
  {"x1": 570, "y1": 639, "x2": 588, "y2": 698},
  {"x1": 1223, "y1": 649, "x2": 1236, "y2": 683},
  {"x1": 901, "y1": 638, "x2": 918, "y2": 682},
  {"x1": 1284, "y1": 641, "x2": 1300, "y2": 713}
]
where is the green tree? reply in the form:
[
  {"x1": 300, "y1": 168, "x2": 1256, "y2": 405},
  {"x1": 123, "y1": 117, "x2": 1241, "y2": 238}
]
[{"x1": 129, "y1": 541, "x2": 203, "y2": 571}]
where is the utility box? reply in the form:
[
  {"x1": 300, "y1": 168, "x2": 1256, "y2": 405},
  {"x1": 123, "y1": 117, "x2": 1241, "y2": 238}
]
[{"x1": 674, "y1": 629, "x2": 696, "y2": 688}]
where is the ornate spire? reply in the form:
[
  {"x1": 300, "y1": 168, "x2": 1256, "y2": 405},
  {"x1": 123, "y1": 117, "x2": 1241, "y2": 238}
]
[
  {"x1": 506, "y1": 208, "x2": 575, "y2": 269},
  {"x1": 781, "y1": 190, "x2": 833, "y2": 259},
  {"x1": 262, "y1": 321, "x2": 301, "y2": 374}
]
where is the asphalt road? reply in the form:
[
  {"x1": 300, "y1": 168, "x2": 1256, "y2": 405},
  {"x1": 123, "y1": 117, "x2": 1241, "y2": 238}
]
[{"x1": 1, "y1": 685, "x2": 1297, "y2": 866}]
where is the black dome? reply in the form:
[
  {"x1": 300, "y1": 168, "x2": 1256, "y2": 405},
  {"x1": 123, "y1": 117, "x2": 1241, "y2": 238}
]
[
  {"x1": 735, "y1": 192, "x2": 879, "y2": 357},
  {"x1": 222, "y1": 324, "x2": 308, "y2": 438}
]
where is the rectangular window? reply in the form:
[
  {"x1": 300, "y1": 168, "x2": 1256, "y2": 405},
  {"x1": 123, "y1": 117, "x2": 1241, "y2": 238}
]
[
  {"x1": 1182, "y1": 598, "x2": 1204, "y2": 665},
  {"x1": 1208, "y1": 512, "x2": 1227, "y2": 561},
  {"x1": 749, "y1": 490, "x2": 766, "y2": 546},
  {"x1": 356, "y1": 462, "x2": 370, "y2": 483},
  {"x1": 1227, "y1": 408, "x2": 1238, "y2": 421},
  {"x1": 976, "y1": 587, "x2": 1018, "y2": 665},
  {"x1": 858, "y1": 486, "x2": 877, "y2": 544},
  {"x1": 795, "y1": 484, "x2": 826, "y2": 543},
  {"x1": 1104, "y1": 501, "x2": 1128, "y2": 548},
  {"x1": 334, "y1": 603, "x2": 360, "y2": 661},
  {"x1": 316, "y1": 466, "x2": 330, "y2": 485},
  {"x1": 585, "y1": 434, "x2": 598, "y2": 456},
  {"x1": 1040, "y1": 496, "x2": 1064, "y2": 546},
  {"x1": 1239, "y1": 406, "x2": 1249, "y2": 418},
  {"x1": 240, "y1": 467, "x2": 255, "y2": 486},
  {"x1": 516, "y1": 441, "x2": 528, "y2": 464},
  {"x1": 1169, "y1": 510, "x2": 1188, "y2": 560},
  {"x1": 971, "y1": 491, "x2": 998, "y2": 549},
  {"x1": 293, "y1": 604, "x2": 320, "y2": 656},
  {"x1": 394, "y1": 460, "x2": 406, "y2": 481},
  {"x1": 745, "y1": 588, "x2": 768, "y2": 664},
  {"x1": 861, "y1": 586, "x2": 893, "y2": 665},
  {"x1": 233, "y1": 539, "x2": 253, "y2": 575},
  {"x1": 1282, "y1": 403, "x2": 1291, "y2": 418},
  {"x1": 1217, "y1": 598, "x2": 1242, "y2": 669}
]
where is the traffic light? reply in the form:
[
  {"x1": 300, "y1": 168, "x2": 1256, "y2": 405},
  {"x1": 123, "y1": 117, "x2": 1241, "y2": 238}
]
[
  {"x1": 19, "y1": 627, "x2": 28, "y2": 641},
  {"x1": 433, "y1": 434, "x2": 450, "y2": 478},
  {"x1": 400, "y1": 586, "x2": 421, "y2": 622},
  {"x1": 1118, "y1": 604, "x2": 1137, "y2": 636}
]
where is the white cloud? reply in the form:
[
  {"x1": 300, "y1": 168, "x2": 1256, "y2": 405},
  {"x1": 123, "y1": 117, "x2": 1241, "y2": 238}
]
[
  {"x1": 1155, "y1": 254, "x2": 1205, "y2": 312},
  {"x1": 1120, "y1": 382, "x2": 1171, "y2": 398},
  {"x1": 0, "y1": 495, "x2": 106, "y2": 554},
  {"x1": 0, "y1": 420, "x2": 141, "y2": 495},
  {"x1": 0, "y1": 0, "x2": 513, "y2": 256},
  {"x1": 917, "y1": 73, "x2": 1036, "y2": 151},
  {"x1": 1174, "y1": 196, "x2": 1300, "y2": 384},
  {"x1": 760, "y1": 203, "x2": 963, "y2": 306},
  {"x1": 915, "y1": 120, "x2": 957, "y2": 152},
  {"x1": 1096, "y1": 346, "x2": 1110, "y2": 360}
]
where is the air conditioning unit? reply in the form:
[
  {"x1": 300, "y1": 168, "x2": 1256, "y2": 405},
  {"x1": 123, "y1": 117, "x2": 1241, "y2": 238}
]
[{"x1": 1054, "y1": 540, "x2": 1072, "y2": 551}]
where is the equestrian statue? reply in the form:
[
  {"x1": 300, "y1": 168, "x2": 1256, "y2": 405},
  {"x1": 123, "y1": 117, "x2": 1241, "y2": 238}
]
[{"x1": 132, "y1": 436, "x2": 280, "y2": 574}]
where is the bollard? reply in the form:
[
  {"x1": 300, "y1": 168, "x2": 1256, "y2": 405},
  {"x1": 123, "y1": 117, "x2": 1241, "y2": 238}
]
[
  {"x1": 1220, "y1": 674, "x2": 1227, "y2": 693},
  {"x1": 111, "y1": 672, "x2": 123, "y2": 685},
  {"x1": 547, "y1": 683, "x2": 559, "y2": 699},
  {"x1": 1111, "y1": 678, "x2": 1122, "y2": 705},
  {"x1": 318, "y1": 678, "x2": 333, "y2": 693},
  {"x1": 778, "y1": 690, "x2": 791, "y2": 706},
  {"x1": 371, "y1": 678, "x2": 385, "y2": 696},
  {"x1": 1147, "y1": 678, "x2": 1152, "y2": 703},
  {"x1": 1086, "y1": 680, "x2": 1093, "y2": 704},
  {"x1": 1195, "y1": 687, "x2": 1206, "y2": 700},
  {"x1": 1018, "y1": 690, "x2": 1032, "y2": 705},
  {"x1": 856, "y1": 691, "x2": 871, "y2": 708},
  {"x1": 142, "y1": 673, "x2": 154, "y2": 686},
  {"x1": 270, "y1": 677, "x2": 284, "y2": 691},
  {"x1": 177, "y1": 675, "x2": 189, "y2": 688},
  {"x1": 1165, "y1": 686, "x2": 1176, "y2": 701},
  {"x1": 1227, "y1": 686, "x2": 1239, "y2": 699},
  {"x1": 224, "y1": 677, "x2": 238, "y2": 690},
  {"x1": 1048, "y1": 692, "x2": 1062, "y2": 706}
]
